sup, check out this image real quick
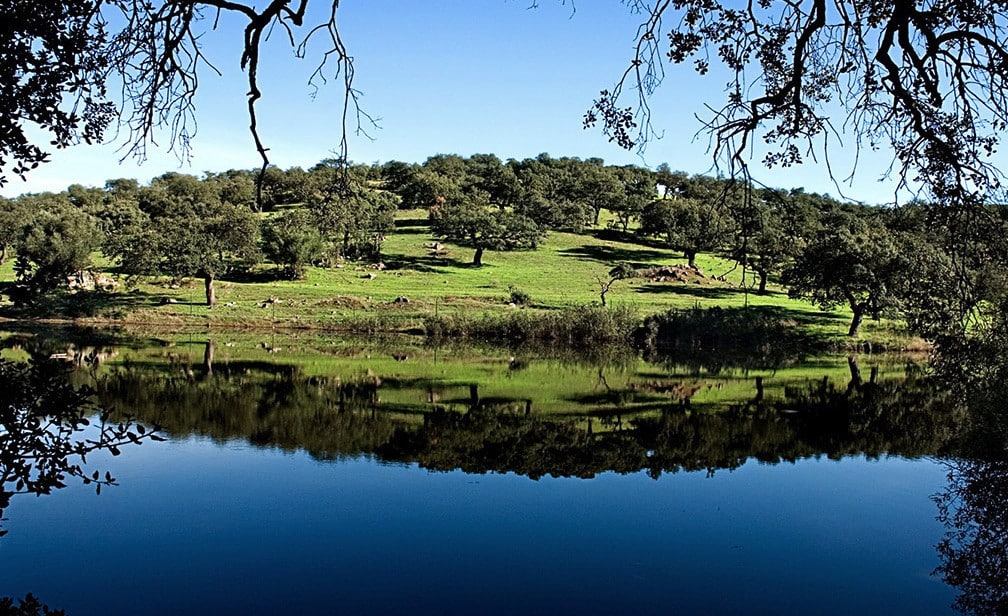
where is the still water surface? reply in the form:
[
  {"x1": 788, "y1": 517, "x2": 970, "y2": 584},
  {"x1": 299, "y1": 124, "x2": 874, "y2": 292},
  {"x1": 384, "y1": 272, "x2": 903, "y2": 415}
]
[{"x1": 0, "y1": 331, "x2": 978, "y2": 614}]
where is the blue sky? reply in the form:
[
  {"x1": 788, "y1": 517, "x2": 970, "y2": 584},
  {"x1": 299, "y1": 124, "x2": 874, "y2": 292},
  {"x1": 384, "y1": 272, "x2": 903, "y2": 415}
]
[{"x1": 3, "y1": 1, "x2": 910, "y2": 202}]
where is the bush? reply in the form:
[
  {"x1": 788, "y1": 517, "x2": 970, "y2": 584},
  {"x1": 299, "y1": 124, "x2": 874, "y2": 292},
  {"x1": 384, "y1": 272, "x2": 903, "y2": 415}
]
[
  {"x1": 636, "y1": 305, "x2": 820, "y2": 353},
  {"x1": 508, "y1": 285, "x2": 531, "y2": 306}
]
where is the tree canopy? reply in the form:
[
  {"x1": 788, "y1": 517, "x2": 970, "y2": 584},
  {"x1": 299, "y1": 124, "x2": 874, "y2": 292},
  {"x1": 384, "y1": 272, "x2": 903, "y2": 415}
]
[{"x1": 429, "y1": 192, "x2": 544, "y2": 266}]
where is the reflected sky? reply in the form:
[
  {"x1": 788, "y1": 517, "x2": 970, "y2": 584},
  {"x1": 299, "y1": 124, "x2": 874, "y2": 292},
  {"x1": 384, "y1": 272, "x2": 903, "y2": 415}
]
[{"x1": 0, "y1": 436, "x2": 954, "y2": 615}]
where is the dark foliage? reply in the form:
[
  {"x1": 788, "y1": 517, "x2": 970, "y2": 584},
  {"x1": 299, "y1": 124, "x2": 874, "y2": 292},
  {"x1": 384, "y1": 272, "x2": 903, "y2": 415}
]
[{"x1": 0, "y1": 358, "x2": 163, "y2": 536}]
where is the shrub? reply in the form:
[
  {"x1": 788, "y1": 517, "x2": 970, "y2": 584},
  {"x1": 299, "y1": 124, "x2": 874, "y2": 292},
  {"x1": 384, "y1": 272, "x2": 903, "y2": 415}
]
[{"x1": 508, "y1": 285, "x2": 531, "y2": 306}]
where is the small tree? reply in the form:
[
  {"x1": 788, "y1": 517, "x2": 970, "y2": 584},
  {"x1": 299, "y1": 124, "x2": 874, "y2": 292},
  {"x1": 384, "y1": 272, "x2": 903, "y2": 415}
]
[
  {"x1": 262, "y1": 210, "x2": 324, "y2": 279},
  {"x1": 784, "y1": 212, "x2": 908, "y2": 337},
  {"x1": 111, "y1": 201, "x2": 260, "y2": 307},
  {"x1": 597, "y1": 262, "x2": 636, "y2": 307},
  {"x1": 14, "y1": 206, "x2": 99, "y2": 299},
  {"x1": 729, "y1": 190, "x2": 814, "y2": 295},
  {"x1": 429, "y1": 192, "x2": 543, "y2": 266},
  {"x1": 639, "y1": 198, "x2": 732, "y2": 268},
  {"x1": 308, "y1": 170, "x2": 397, "y2": 261},
  {"x1": 574, "y1": 163, "x2": 624, "y2": 226},
  {"x1": 610, "y1": 166, "x2": 655, "y2": 233}
]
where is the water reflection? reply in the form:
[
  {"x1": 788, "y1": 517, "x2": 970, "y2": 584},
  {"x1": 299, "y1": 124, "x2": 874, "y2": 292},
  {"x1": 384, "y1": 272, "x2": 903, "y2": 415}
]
[
  {"x1": 933, "y1": 367, "x2": 1008, "y2": 615},
  {"x1": 6, "y1": 329, "x2": 1008, "y2": 614},
  {"x1": 0, "y1": 357, "x2": 161, "y2": 537},
  {"x1": 90, "y1": 344, "x2": 963, "y2": 478},
  {"x1": 935, "y1": 458, "x2": 1008, "y2": 615}
]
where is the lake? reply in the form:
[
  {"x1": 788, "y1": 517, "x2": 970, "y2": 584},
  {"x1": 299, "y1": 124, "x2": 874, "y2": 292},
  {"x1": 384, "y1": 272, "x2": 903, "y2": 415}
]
[{"x1": 0, "y1": 328, "x2": 997, "y2": 615}]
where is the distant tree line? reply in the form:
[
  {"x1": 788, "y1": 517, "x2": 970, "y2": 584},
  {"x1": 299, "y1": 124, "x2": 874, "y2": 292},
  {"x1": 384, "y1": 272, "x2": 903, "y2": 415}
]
[{"x1": 0, "y1": 152, "x2": 1003, "y2": 341}]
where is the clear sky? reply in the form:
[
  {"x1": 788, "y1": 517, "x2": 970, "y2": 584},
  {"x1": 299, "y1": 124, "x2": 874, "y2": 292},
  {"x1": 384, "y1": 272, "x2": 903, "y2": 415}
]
[{"x1": 2, "y1": 0, "x2": 913, "y2": 203}]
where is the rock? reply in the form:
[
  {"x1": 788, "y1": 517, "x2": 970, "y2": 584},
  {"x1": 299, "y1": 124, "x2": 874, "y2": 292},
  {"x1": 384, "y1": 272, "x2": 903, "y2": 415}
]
[{"x1": 66, "y1": 270, "x2": 120, "y2": 292}]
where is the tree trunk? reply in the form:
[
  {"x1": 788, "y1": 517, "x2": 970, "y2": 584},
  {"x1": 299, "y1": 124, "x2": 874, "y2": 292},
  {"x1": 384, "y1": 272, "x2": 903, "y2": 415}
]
[
  {"x1": 593, "y1": 207, "x2": 601, "y2": 225},
  {"x1": 202, "y1": 340, "x2": 215, "y2": 378},
  {"x1": 848, "y1": 309, "x2": 864, "y2": 337},
  {"x1": 204, "y1": 272, "x2": 217, "y2": 307},
  {"x1": 757, "y1": 269, "x2": 768, "y2": 294},
  {"x1": 0, "y1": 243, "x2": 6, "y2": 265},
  {"x1": 686, "y1": 250, "x2": 697, "y2": 268},
  {"x1": 847, "y1": 356, "x2": 862, "y2": 389},
  {"x1": 472, "y1": 246, "x2": 484, "y2": 266}
]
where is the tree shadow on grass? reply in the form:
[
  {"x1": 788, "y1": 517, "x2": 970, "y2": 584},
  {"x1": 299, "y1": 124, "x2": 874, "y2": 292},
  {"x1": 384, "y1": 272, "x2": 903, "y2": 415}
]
[
  {"x1": 392, "y1": 226, "x2": 431, "y2": 236},
  {"x1": 381, "y1": 254, "x2": 470, "y2": 273},
  {"x1": 585, "y1": 227, "x2": 674, "y2": 251},
  {"x1": 223, "y1": 269, "x2": 291, "y2": 284},
  {"x1": 632, "y1": 283, "x2": 741, "y2": 300},
  {"x1": 394, "y1": 216, "x2": 430, "y2": 230},
  {"x1": 559, "y1": 243, "x2": 671, "y2": 268},
  {"x1": 0, "y1": 286, "x2": 168, "y2": 319}
]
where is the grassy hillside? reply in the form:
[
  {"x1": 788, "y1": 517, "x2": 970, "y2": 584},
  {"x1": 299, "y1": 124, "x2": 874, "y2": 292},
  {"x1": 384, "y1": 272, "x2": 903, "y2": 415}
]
[{"x1": 0, "y1": 209, "x2": 917, "y2": 347}]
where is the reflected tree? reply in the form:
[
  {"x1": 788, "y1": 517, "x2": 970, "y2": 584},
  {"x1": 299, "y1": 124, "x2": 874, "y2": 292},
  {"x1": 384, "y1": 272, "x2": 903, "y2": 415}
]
[
  {"x1": 0, "y1": 358, "x2": 162, "y2": 536},
  {"x1": 935, "y1": 458, "x2": 1008, "y2": 615},
  {"x1": 932, "y1": 345, "x2": 1008, "y2": 615},
  {"x1": 0, "y1": 593, "x2": 65, "y2": 616}
]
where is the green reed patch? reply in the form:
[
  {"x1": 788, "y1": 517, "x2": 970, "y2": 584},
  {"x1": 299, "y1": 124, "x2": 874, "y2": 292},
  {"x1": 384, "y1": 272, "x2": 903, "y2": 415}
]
[
  {"x1": 637, "y1": 305, "x2": 829, "y2": 354},
  {"x1": 424, "y1": 304, "x2": 638, "y2": 345}
]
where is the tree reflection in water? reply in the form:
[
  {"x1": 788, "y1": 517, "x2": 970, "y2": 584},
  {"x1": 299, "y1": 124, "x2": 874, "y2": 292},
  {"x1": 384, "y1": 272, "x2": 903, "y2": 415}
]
[
  {"x1": 932, "y1": 357, "x2": 1008, "y2": 616},
  {"x1": 8, "y1": 331, "x2": 1008, "y2": 614},
  {"x1": 935, "y1": 458, "x2": 1008, "y2": 615},
  {"x1": 0, "y1": 357, "x2": 162, "y2": 537}
]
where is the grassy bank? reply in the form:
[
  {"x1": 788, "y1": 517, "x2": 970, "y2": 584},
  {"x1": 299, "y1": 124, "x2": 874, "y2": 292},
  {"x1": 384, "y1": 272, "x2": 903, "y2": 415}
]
[{"x1": 0, "y1": 210, "x2": 923, "y2": 350}]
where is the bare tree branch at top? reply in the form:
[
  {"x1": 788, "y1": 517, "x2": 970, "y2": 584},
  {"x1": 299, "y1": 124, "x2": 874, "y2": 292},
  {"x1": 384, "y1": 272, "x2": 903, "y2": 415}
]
[
  {"x1": 1, "y1": 0, "x2": 369, "y2": 204},
  {"x1": 586, "y1": 0, "x2": 1008, "y2": 210}
]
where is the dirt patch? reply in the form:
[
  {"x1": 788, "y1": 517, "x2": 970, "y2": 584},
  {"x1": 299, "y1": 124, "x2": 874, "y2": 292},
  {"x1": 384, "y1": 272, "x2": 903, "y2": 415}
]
[{"x1": 316, "y1": 295, "x2": 369, "y2": 310}]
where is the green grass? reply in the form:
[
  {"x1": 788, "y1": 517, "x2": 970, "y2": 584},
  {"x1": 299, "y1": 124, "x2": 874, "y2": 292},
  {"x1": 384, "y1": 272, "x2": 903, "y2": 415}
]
[{"x1": 0, "y1": 209, "x2": 921, "y2": 349}]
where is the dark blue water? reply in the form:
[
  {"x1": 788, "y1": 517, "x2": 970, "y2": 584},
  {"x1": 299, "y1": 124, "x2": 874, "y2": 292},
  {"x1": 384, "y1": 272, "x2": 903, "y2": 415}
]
[{"x1": 0, "y1": 435, "x2": 954, "y2": 615}]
